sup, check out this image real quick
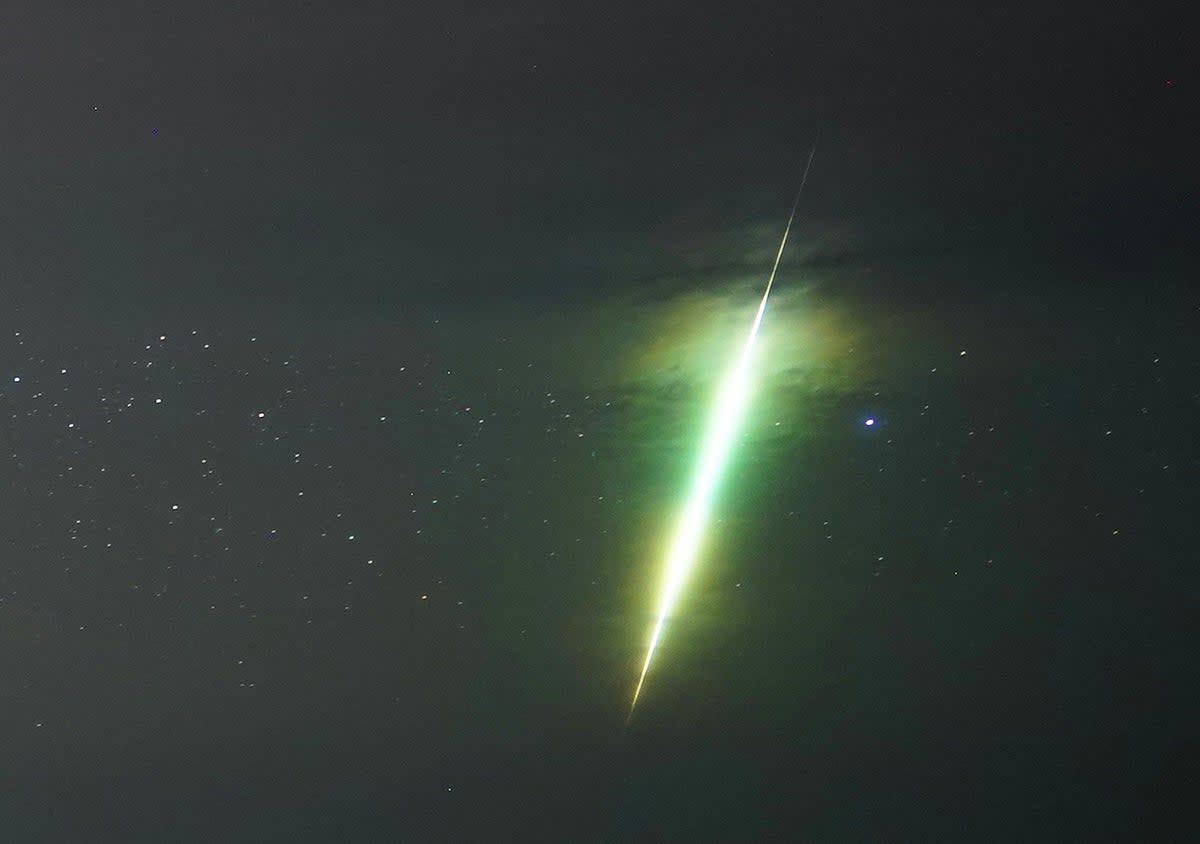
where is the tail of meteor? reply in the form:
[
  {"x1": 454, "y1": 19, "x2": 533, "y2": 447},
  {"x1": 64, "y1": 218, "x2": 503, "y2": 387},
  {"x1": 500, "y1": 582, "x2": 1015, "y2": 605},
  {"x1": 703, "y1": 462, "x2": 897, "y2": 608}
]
[{"x1": 627, "y1": 147, "x2": 815, "y2": 723}]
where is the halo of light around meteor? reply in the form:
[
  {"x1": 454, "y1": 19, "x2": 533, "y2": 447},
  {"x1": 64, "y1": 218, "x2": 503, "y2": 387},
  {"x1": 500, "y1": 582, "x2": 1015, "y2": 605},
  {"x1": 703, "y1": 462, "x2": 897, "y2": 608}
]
[
  {"x1": 629, "y1": 321, "x2": 766, "y2": 712},
  {"x1": 629, "y1": 154, "x2": 812, "y2": 716}
]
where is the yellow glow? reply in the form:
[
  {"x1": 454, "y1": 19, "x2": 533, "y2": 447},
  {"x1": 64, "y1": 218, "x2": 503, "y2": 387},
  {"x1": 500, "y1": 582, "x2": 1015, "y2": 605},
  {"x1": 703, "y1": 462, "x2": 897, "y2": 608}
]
[
  {"x1": 629, "y1": 152, "x2": 812, "y2": 719},
  {"x1": 628, "y1": 307, "x2": 765, "y2": 714}
]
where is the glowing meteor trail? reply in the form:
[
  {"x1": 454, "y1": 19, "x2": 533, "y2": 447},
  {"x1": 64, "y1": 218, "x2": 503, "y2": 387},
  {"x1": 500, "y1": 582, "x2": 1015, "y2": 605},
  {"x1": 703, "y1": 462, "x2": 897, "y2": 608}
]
[{"x1": 628, "y1": 148, "x2": 816, "y2": 721}]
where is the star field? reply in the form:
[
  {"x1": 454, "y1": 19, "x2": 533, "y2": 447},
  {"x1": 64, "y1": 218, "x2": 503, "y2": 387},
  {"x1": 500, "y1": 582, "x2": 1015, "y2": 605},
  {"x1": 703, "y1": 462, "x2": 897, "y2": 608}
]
[
  {"x1": 3, "y1": 288, "x2": 1196, "y2": 838},
  {"x1": 2, "y1": 0, "x2": 1194, "y2": 838}
]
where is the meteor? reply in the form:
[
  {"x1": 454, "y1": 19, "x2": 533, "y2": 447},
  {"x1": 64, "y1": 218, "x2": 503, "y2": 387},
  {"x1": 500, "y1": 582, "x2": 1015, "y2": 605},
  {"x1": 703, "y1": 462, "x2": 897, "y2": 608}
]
[{"x1": 628, "y1": 148, "x2": 815, "y2": 721}]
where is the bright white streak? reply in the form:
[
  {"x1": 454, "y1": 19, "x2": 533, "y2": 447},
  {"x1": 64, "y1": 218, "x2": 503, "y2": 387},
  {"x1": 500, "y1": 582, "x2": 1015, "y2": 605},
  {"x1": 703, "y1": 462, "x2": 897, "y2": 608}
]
[{"x1": 629, "y1": 149, "x2": 815, "y2": 719}]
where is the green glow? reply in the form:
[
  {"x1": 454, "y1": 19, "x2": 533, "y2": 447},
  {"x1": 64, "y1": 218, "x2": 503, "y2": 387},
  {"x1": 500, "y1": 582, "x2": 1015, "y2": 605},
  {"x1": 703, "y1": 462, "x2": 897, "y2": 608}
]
[
  {"x1": 628, "y1": 303, "x2": 767, "y2": 715},
  {"x1": 629, "y1": 170, "x2": 809, "y2": 718}
]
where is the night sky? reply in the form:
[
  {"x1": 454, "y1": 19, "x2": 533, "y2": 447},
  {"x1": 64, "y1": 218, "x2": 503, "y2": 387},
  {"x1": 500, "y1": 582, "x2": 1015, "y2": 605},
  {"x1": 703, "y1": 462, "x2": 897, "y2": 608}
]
[{"x1": 2, "y1": 1, "x2": 1197, "y2": 840}]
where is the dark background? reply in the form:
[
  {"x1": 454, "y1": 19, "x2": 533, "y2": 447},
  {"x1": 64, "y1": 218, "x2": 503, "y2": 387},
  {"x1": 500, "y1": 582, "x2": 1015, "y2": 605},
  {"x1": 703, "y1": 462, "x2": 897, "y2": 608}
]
[{"x1": 1, "y1": 1, "x2": 1196, "y2": 840}]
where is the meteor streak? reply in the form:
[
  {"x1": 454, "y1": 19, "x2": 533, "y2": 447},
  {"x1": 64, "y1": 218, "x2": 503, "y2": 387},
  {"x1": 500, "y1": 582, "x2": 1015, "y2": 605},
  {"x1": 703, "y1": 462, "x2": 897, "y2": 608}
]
[{"x1": 628, "y1": 148, "x2": 815, "y2": 721}]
